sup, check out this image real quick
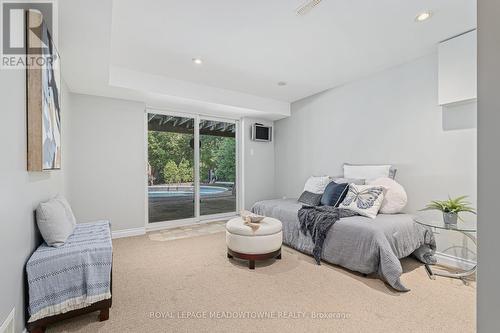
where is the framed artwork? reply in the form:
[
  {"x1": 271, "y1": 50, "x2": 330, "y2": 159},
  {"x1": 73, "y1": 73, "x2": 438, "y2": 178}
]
[{"x1": 27, "y1": 9, "x2": 61, "y2": 171}]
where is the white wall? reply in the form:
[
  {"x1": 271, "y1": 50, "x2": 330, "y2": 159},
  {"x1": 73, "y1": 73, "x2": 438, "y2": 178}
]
[
  {"x1": 65, "y1": 93, "x2": 146, "y2": 231},
  {"x1": 65, "y1": 95, "x2": 275, "y2": 230},
  {"x1": 0, "y1": 71, "x2": 69, "y2": 332},
  {"x1": 274, "y1": 54, "x2": 477, "y2": 257},
  {"x1": 241, "y1": 118, "x2": 275, "y2": 209}
]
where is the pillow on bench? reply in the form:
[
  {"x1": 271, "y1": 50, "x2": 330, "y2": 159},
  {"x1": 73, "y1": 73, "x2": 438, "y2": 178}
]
[{"x1": 36, "y1": 195, "x2": 76, "y2": 247}]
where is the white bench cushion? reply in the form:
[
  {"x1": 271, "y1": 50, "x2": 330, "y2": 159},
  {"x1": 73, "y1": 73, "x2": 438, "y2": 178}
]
[
  {"x1": 226, "y1": 232, "x2": 282, "y2": 254},
  {"x1": 226, "y1": 217, "x2": 282, "y2": 236}
]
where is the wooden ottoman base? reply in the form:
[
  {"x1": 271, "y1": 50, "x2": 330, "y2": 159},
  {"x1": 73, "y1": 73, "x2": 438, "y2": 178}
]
[{"x1": 227, "y1": 248, "x2": 281, "y2": 269}]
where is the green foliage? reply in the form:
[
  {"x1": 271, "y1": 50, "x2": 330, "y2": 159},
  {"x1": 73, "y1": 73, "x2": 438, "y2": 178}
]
[
  {"x1": 199, "y1": 136, "x2": 236, "y2": 182},
  {"x1": 421, "y1": 195, "x2": 476, "y2": 215},
  {"x1": 163, "y1": 160, "x2": 180, "y2": 183},
  {"x1": 149, "y1": 130, "x2": 235, "y2": 185},
  {"x1": 200, "y1": 135, "x2": 221, "y2": 182},
  {"x1": 148, "y1": 131, "x2": 193, "y2": 184},
  {"x1": 214, "y1": 139, "x2": 236, "y2": 182},
  {"x1": 178, "y1": 159, "x2": 193, "y2": 183},
  {"x1": 162, "y1": 159, "x2": 193, "y2": 184}
]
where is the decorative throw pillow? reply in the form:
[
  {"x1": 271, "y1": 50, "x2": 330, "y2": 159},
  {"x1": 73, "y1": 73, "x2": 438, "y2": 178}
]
[
  {"x1": 320, "y1": 181, "x2": 349, "y2": 207},
  {"x1": 340, "y1": 184, "x2": 385, "y2": 219},
  {"x1": 368, "y1": 177, "x2": 407, "y2": 214},
  {"x1": 55, "y1": 195, "x2": 77, "y2": 227},
  {"x1": 343, "y1": 164, "x2": 396, "y2": 181},
  {"x1": 298, "y1": 191, "x2": 323, "y2": 206},
  {"x1": 303, "y1": 176, "x2": 331, "y2": 194},
  {"x1": 36, "y1": 197, "x2": 76, "y2": 247}
]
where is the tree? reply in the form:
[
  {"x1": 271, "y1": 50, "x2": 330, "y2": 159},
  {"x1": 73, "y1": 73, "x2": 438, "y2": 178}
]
[
  {"x1": 149, "y1": 130, "x2": 235, "y2": 185},
  {"x1": 214, "y1": 138, "x2": 236, "y2": 182},
  {"x1": 148, "y1": 132, "x2": 167, "y2": 183},
  {"x1": 178, "y1": 159, "x2": 193, "y2": 183},
  {"x1": 200, "y1": 135, "x2": 221, "y2": 182},
  {"x1": 149, "y1": 131, "x2": 194, "y2": 184},
  {"x1": 163, "y1": 160, "x2": 179, "y2": 184}
]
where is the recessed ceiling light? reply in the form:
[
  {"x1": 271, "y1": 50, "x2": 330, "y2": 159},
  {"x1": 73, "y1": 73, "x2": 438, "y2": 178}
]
[
  {"x1": 192, "y1": 58, "x2": 203, "y2": 65},
  {"x1": 415, "y1": 11, "x2": 432, "y2": 22},
  {"x1": 277, "y1": 81, "x2": 287, "y2": 86}
]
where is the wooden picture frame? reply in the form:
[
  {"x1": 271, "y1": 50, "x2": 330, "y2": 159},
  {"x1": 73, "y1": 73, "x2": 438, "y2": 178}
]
[{"x1": 26, "y1": 9, "x2": 62, "y2": 171}]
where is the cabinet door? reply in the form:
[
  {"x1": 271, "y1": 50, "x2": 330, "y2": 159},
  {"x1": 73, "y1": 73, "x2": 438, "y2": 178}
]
[{"x1": 438, "y1": 30, "x2": 477, "y2": 105}]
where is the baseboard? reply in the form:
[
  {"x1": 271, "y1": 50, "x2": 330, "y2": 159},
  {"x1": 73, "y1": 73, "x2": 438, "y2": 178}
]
[
  {"x1": 112, "y1": 227, "x2": 146, "y2": 239},
  {"x1": 0, "y1": 308, "x2": 15, "y2": 333},
  {"x1": 435, "y1": 252, "x2": 476, "y2": 270},
  {"x1": 146, "y1": 216, "x2": 235, "y2": 232}
]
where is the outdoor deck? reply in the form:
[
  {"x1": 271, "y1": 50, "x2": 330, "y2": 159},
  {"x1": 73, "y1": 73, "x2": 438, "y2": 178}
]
[{"x1": 148, "y1": 188, "x2": 236, "y2": 222}]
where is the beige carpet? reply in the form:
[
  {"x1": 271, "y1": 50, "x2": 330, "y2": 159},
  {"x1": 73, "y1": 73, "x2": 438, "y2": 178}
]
[{"x1": 47, "y1": 231, "x2": 476, "y2": 333}]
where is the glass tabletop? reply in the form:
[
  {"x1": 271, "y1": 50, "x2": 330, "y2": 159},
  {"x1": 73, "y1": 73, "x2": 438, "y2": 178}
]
[{"x1": 413, "y1": 210, "x2": 477, "y2": 232}]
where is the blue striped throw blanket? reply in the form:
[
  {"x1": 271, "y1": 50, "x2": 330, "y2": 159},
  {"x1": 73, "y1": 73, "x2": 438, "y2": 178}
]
[{"x1": 27, "y1": 220, "x2": 113, "y2": 322}]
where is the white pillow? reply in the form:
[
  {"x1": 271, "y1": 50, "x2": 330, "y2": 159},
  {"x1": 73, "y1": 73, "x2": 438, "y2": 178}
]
[
  {"x1": 55, "y1": 195, "x2": 77, "y2": 227},
  {"x1": 36, "y1": 197, "x2": 76, "y2": 247},
  {"x1": 343, "y1": 164, "x2": 391, "y2": 181},
  {"x1": 339, "y1": 184, "x2": 385, "y2": 219},
  {"x1": 332, "y1": 177, "x2": 365, "y2": 185},
  {"x1": 368, "y1": 178, "x2": 407, "y2": 214},
  {"x1": 303, "y1": 176, "x2": 331, "y2": 194}
]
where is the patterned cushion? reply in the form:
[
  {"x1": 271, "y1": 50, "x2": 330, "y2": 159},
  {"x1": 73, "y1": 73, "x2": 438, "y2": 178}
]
[
  {"x1": 340, "y1": 184, "x2": 385, "y2": 219},
  {"x1": 298, "y1": 191, "x2": 322, "y2": 206},
  {"x1": 303, "y1": 176, "x2": 331, "y2": 194}
]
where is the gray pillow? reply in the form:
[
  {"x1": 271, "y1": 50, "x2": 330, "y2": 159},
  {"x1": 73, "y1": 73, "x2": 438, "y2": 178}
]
[
  {"x1": 36, "y1": 197, "x2": 76, "y2": 247},
  {"x1": 55, "y1": 195, "x2": 76, "y2": 228},
  {"x1": 298, "y1": 191, "x2": 322, "y2": 206}
]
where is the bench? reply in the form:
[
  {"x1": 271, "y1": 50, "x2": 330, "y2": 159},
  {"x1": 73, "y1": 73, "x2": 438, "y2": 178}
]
[{"x1": 26, "y1": 221, "x2": 113, "y2": 333}]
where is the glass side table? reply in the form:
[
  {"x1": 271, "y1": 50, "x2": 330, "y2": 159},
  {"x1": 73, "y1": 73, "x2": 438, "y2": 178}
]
[{"x1": 413, "y1": 211, "x2": 477, "y2": 281}]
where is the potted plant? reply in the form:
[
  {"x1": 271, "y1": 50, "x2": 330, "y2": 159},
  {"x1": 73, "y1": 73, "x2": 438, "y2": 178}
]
[{"x1": 421, "y1": 196, "x2": 476, "y2": 225}]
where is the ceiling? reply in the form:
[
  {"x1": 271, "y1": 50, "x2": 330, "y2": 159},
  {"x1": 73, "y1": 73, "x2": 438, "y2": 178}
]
[{"x1": 59, "y1": 0, "x2": 476, "y2": 120}]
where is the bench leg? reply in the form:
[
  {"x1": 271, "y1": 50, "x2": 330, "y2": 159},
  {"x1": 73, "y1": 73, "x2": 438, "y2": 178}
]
[
  {"x1": 99, "y1": 307, "x2": 110, "y2": 322},
  {"x1": 276, "y1": 251, "x2": 281, "y2": 260},
  {"x1": 249, "y1": 260, "x2": 255, "y2": 269},
  {"x1": 30, "y1": 326, "x2": 45, "y2": 333}
]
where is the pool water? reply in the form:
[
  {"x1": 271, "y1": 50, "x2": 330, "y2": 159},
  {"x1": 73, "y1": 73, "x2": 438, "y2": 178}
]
[{"x1": 149, "y1": 186, "x2": 229, "y2": 198}]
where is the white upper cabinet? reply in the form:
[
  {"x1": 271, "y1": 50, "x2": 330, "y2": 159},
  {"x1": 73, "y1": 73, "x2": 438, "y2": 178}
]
[{"x1": 438, "y1": 30, "x2": 477, "y2": 105}]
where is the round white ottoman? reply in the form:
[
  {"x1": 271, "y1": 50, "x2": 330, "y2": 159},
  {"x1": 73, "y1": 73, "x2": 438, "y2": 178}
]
[{"x1": 226, "y1": 216, "x2": 283, "y2": 269}]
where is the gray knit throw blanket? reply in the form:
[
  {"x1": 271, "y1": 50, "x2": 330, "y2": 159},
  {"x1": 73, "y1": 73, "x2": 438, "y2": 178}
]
[{"x1": 298, "y1": 206, "x2": 358, "y2": 264}]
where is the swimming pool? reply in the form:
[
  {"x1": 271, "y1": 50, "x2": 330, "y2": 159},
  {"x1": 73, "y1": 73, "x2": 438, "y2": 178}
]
[{"x1": 148, "y1": 185, "x2": 229, "y2": 198}]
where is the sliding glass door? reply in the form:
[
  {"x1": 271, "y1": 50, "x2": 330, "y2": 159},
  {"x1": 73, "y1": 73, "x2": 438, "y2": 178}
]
[
  {"x1": 199, "y1": 119, "x2": 237, "y2": 216},
  {"x1": 147, "y1": 112, "x2": 237, "y2": 225},
  {"x1": 147, "y1": 114, "x2": 195, "y2": 222}
]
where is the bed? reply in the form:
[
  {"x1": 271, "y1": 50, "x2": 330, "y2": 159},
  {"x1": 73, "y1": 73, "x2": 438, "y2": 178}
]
[{"x1": 252, "y1": 198, "x2": 436, "y2": 291}]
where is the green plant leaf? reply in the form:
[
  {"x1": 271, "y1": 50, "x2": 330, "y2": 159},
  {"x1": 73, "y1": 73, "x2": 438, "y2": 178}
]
[{"x1": 421, "y1": 195, "x2": 476, "y2": 215}]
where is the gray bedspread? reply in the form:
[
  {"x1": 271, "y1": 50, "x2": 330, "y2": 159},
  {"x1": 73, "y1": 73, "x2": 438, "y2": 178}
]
[
  {"x1": 252, "y1": 199, "x2": 436, "y2": 291},
  {"x1": 26, "y1": 220, "x2": 113, "y2": 322}
]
